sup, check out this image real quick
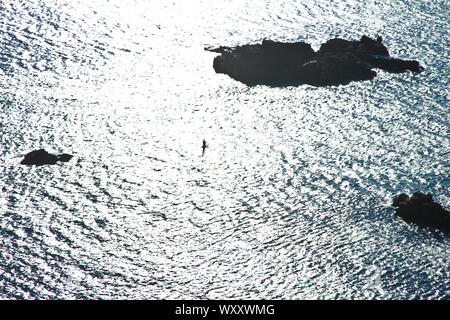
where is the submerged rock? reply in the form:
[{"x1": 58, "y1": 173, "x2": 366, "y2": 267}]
[
  {"x1": 392, "y1": 192, "x2": 450, "y2": 232},
  {"x1": 206, "y1": 35, "x2": 423, "y2": 86},
  {"x1": 20, "y1": 149, "x2": 73, "y2": 166},
  {"x1": 370, "y1": 57, "x2": 423, "y2": 73}
]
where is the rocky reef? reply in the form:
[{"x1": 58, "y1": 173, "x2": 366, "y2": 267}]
[
  {"x1": 20, "y1": 149, "x2": 73, "y2": 166},
  {"x1": 392, "y1": 192, "x2": 450, "y2": 232},
  {"x1": 206, "y1": 35, "x2": 423, "y2": 86}
]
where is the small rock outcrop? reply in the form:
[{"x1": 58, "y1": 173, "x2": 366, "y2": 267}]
[
  {"x1": 206, "y1": 35, "x2": 423, "y2": 86},
  {"x1": 392, "y1": 192, "x2": 450, "y2": 232},
  {"x1": 20, "y1": 149, "x2": 73, "y2": 166}
]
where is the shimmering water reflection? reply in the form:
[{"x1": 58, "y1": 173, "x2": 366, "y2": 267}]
[{"x1": 0, "y1": 0, "x2": 448, "y2": 299}]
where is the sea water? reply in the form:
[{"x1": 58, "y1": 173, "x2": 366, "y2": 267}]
[{"x1": 0, "y1": 0, "x2": 448, "y2": 299}]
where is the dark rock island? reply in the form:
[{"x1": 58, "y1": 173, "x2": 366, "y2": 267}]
[
  {"x1": 392, "y1": 192, "x2": 450, "y2": 232},
  {"x1": 206, "y1": 35, "x2": 423, "y2": 86},
  {"x1": 20, "y1": 149, "x2": 73, "y2": 166}
]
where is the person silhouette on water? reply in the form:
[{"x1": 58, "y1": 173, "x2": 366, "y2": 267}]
[{"x1": 202, "y1": 139, "x2": 208, "y2": 156}]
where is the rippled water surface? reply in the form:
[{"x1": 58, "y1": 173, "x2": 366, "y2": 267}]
[{"x1": 0, "y1": 0, "x2": 449, "y2": 299}]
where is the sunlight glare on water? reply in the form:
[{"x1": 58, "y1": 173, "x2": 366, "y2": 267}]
[{"x1": 0, "y1": 0, "x2": 449, "y2": 299}]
